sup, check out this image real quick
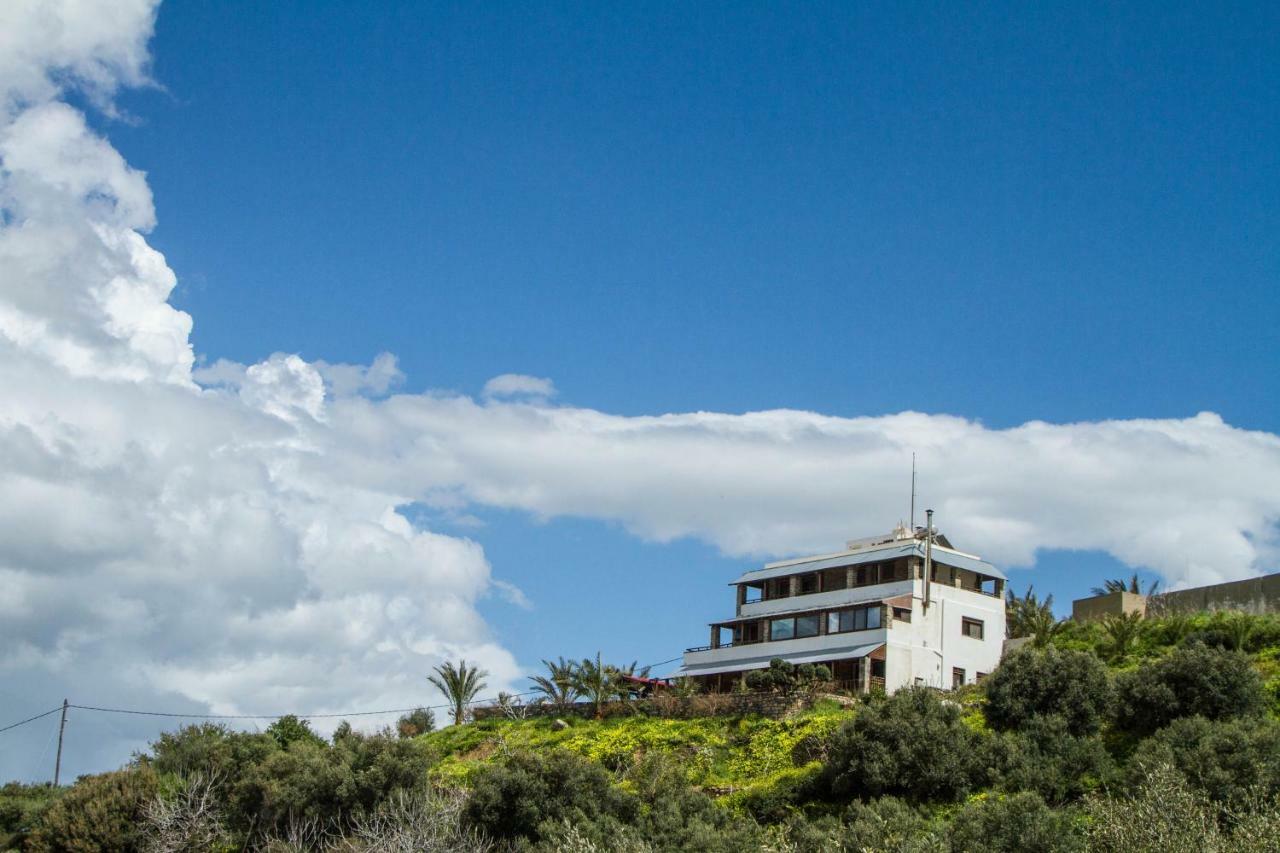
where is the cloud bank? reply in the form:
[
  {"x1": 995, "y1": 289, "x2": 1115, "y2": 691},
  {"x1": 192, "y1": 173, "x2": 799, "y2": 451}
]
[{"x1": 2, "y1": 0, "x2": 1279, "y2": 780}]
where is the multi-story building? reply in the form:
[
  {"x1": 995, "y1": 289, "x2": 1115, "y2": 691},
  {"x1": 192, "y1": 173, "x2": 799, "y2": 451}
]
[{"x1": 678, "y1": 518, "x2": 1007, "y2": 693}]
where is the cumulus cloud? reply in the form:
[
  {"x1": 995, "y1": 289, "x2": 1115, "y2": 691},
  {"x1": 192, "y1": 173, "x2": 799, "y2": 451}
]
[
  {"x1": 481, "y1": 373, "x2": 556, "y2": 400},
  {"x1": 0, "y1": 0, "x2": 518, "y2": 781},
  {"x1": 3, "y1": 0, "x2": 1280, "y2": 784}
]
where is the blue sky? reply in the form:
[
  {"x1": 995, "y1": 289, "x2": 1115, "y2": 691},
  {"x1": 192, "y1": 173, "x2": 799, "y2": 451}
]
[
  {"x1": 107, "y1": 1, "x2": 1275, "y2": 666},
  {"x1": 2, "y1": 0, "x2": 1278, "y2": 780}
]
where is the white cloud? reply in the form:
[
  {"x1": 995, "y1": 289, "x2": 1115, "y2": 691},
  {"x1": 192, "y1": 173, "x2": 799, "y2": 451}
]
[
  {"x1": 326, "y1": 399, "x2": 1280, "y2": 591},
  {"x1": 481, "y1": 373, "x2": 556, "y2": 400},
  {"x1": 0, "y1": 0, "x2": 520, "y2": 781},
  {"x1": 314, "y1": 352, "x2": 405, "y2": 398}
]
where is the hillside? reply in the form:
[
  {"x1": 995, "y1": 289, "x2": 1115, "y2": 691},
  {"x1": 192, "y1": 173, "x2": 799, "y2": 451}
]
[{"x1": 5, "y1": 610, "x2": 1280, "y2": 851}]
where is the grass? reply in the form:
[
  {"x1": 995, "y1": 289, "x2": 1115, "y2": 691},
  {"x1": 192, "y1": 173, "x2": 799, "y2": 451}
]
[{"x1": 419, "y1": 700, "x2": 851, "y2": 798}]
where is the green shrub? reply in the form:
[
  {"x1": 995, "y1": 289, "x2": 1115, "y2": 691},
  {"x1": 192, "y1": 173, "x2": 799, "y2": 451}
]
[
  {"x1": 24, "y1": 767, "x2": 158, "y2": 852},
  {"x1": 396, "y1": 707, "x2": 436, "y2": 738},
  {"x1": 1085, "y1": 763, "x2": 1224, "y2": 852},
  {"x1": 745, "y1": 658, "x2": 831, "y2": 695},
  {"x1": 263, "y1": 715, "x2": 325, "y2": 750},
  {"x1": 462, "y1": 749, "x2": 638, "y2": 843},
  {"x1": 818, "y1": 687, "x2": 990, "y2": 803},
  {"x1": 0, "y1": 782, "x2": 61, "y2": 851},
  {"x1": 947, "y1": 792, "x2": 1083, "y2": 853},
  {"x1": 992, "y1": 714, "x2": 1114, "y2": 804},
  {"x1": 234, "y1": 728, "x2": 435, "y2": 835},
  {"x1": 1114, "y1": 644, "x2": 1266, "y2": 735},
  {"x1": 1129, "y1": 716, "x2": 1280, "y2": 808},
  {"x1": 840, "y1": 797, "x2": 941, "y2": 851},
  {"x1": 983, "y1": 647, "x2": 1112, "y2": 736}
]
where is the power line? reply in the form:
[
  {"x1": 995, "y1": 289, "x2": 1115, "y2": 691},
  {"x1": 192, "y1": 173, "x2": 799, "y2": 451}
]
[
  {"x1": 59, "y1": 689, "x2": 547, "y2": 724},
  {"x1": 3, "y1": 653, "x2": 685, "y2": 732},
  {"x1": 0, "y1": 705, "x2": 63, "y2": 735}
]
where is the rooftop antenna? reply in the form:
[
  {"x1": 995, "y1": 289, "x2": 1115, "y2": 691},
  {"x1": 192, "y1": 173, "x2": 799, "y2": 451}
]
[{"x1": 909, "y1": 453, "x2": 916, "y2": 532}]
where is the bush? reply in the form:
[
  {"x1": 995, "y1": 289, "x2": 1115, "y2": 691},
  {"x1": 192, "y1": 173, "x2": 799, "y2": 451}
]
[
  {"x1": 462, "y1": 750, "x2": 638, "y2": 843},
  {"x1": 840, "y1": 797, "x2": 941, "y2": 851},
  {"x1": 1129, "y1": 716, "x2": 1280, "y2": 808},
  {"x1": 983, "y1": 647, "x2": 1113, "y2": 736},
  {"x1": 0, "y1": 782, "x2": 61, "y2": 851},
  {"x1": 1085, "y1": 763, "x2": 1227, "y2": 852},
  {"x1": 818, "y1": 686, "x2": 990, "y2": 803},
  {"x1": 992, "y1": 714, "x2": 1115, "y2": 804},
  {"x1": 745, "y1": 658, "x2": 831, "y2": 696},
  {"x1": 1113, "y1": 644, "x2": 1266, "y2": 735},
  {"x1": 24, "y1": 767, "x2": 159, "y2": 852},
  {"x1": 396, "y1": 707, "x2": 436, "y2": 738},
  {"x1": 947, "y1": 792, "x2": 1083, "y2": 853},
  {"x1": 235, "y1": 728, "x2": 436, "y2": 835}
]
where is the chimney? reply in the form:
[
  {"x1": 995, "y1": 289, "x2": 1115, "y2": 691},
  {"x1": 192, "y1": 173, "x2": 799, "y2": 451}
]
[{"x1": 923, "y1": 509, "x2": 934, "y2": 610}]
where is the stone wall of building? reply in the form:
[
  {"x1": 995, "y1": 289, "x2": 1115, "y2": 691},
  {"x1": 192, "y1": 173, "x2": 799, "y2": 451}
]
[
  {"x1": 1071, "y1": 571, "x2": 1280, "y2": 621},
  {"x1": 1072, "y1": 590, "x2": 1148, "y2": 622},
  {"x1": 1149, "y1": 572, "x2": 1280, "y2": 616}
]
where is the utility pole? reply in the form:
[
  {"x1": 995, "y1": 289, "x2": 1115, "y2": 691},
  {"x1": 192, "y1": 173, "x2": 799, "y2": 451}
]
[{"x1": 53, "y1": 699, "x2": 68, "y2": 787}]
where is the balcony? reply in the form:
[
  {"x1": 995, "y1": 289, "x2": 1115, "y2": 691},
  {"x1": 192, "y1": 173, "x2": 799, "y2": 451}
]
[{"x1": 738, "y1": 578, "x2": 914, "y2": 619}]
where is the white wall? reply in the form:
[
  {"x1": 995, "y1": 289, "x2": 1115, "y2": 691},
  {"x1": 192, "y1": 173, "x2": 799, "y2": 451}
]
[{"x1": 885, "y1": 581, "x2": 1004, "y2": 690}]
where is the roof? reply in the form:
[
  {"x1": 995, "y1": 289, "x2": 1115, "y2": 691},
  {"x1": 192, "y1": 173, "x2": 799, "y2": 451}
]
[
  {"x1": 676, "y1": 642, "x2": 884, "y2": 678},
  {"x1": 731, "y1": 540, "x2": 1005, "y2": 585}
]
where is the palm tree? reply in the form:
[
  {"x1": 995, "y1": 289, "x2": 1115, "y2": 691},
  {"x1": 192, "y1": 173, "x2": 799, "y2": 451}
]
[
  {"x1": 611, "y1": 661, "x2": 653, "y2": 705},
  {"x1": 427, "y1": 659, "x2": 488, "y2": 726},
  {"x1": 1005, "y1": 585, "x2": 1056, "y2": 639},
  {"x1": 1101, "y1": 611, "x2": 1144, "y2": 660},
  {"x1": 1091, "y1": 573, "x2": 1160, "y2": 597},
  {"x1": 530, "y1": 657, "x2": 580, "y2": 712},
  {"x1": 573, "y1": 653, "x2": 615, "y2": 719}
]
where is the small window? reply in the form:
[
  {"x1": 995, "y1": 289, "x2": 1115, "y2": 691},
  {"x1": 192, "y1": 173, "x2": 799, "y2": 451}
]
[
  {"x1": 961, "y1": 617, "x2": 985, "y2": 640},
  {"x1": 799, "y1": 573, "x2": 819, "y2": 594},
  {"x1": 952, "y1": 667, "x2": 966, "y2": 689},
  {"x1": 795, "y1": 615, "x2": 820, "y2": 638},
  {"x1": 770, "y1": 618, "x2": 795, "y2": 640},
  {"x1": 893, "y1": 606, "x2": 912, "y2": 623}
]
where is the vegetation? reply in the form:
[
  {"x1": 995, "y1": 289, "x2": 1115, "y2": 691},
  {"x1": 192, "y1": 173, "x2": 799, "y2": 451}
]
[
  {"x1": 1090, "y1": 573, "x2": 1160, "y2": 597},
  {"x1": 9, "y1": 612, "x2": 1280, "y2": 850},
  {"x1": 429, "y1": 659, "x2": 489, "y2": 726}
]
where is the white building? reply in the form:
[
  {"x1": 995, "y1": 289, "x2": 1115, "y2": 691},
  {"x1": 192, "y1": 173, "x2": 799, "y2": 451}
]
[{"x1": 678, "y1": 519, "x2": 1007, "y2": 692}]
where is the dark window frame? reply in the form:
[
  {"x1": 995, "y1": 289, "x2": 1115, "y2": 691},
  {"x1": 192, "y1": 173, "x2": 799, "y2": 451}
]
[{"x1": 961, "y1": 617, "x2": 985, "y2": 640}]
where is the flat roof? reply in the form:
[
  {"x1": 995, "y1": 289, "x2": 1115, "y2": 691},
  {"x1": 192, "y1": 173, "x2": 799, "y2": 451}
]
[{"x1": 732, "y1": 540, "x2": 1005, "y2": 585}]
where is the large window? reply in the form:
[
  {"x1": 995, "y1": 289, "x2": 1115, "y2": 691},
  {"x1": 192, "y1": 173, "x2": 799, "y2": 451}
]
[
  {"x1": 961, "y1": 617, "x2": 985, "y2": 640},
  {"x1": 827, "y1": 604, "x2": 882, "y2": 634},
  {"x1": 769, "y1": 614, "x2": 820, "y2": 641},
  {"x1": 768, "y1": 612, "x2": 819, "y2": 637}
]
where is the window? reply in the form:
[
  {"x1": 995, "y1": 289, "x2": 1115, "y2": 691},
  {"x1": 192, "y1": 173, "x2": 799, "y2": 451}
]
[
  {"x1": 892, "y1": 606, "x2": 912, "y2": 623},
  {"x1": 976, "y1": 671, "x2": 988, "y2": 683},
  {"x1": 770, "y1": 618, "x2": 795, "y2": 640},
  {"x1": 795, "y1": 615, "x2": 820, "y2": 638},
  {"x1": 799, "y1": 573, "x2": 819, "y2": 594},
  {"x1": 827, "y1": 605, "x2": 882, "y2": 634},
  {"x1": 952, "y1": 667, "x2": 966, "y2": 689},
  {"x1": 961, "y1": 617, "x2": 984, "y2": 640}
]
